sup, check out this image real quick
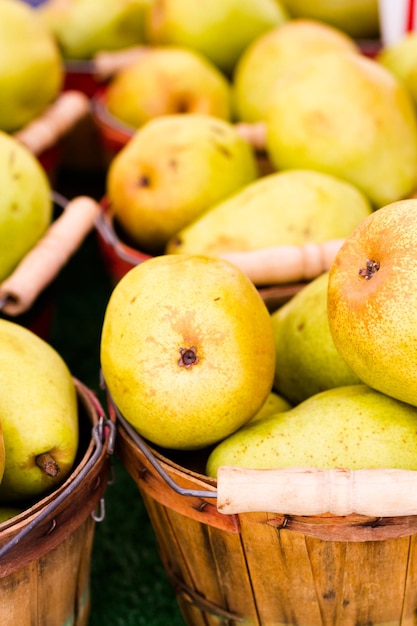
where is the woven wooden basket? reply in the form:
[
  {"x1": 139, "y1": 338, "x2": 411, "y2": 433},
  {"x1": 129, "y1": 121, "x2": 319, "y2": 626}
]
[
  {"x1": 0, "y1": 379, "x2": 115, "y2": 626},
  {"x1": 108, "y1": 390, "x2": 417, "y2": 626}
]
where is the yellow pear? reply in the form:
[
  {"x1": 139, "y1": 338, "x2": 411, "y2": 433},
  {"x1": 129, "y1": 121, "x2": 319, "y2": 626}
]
[
  {"x1": 0, "y1": 418, "x2": 4, "y2": 486},
  {"x1": 206, "y1": 384, "x2": 417, "y2": 477},
  {"x1": 0, "y1": 131, "x2": 53, "y2": 282},
  {"x1": 144, "y1": 0, "x2": 289, "y2": 75},
  {"x1": 328, "y1": 198, "x2": 417, "y2": 408},
  {"x1": 166, "y1": 169, "x2": 372, "y2": 255},
  {"x1": 271, "y1": 272, "x2": 361, "y2": 405},
  {"x1": 100, "y1": 254, "x2": 276, "y2": 450},
  {"x1": 246, "y1": 391, "x2": 291, "y2": 424},
  {"x1": 233, "y1": 18, "x2": 359, "y2": 123},
  {"x1": 279, "y1": 0, "x2": 380, "y2": 39},
  {"x1": 0, "y1": 319, "x2": 79, "y2": 502},
  {"x1": 0, "y1": 0, "x2": 63, "y2": 132},
  {"x1": 106, "y1": 113, "x2": 259, "y2": 255},
  {"x1": 265, "y1": 52, "x2": 417, "y2": 207},
  {"x1": 105, "y1": 46, "x2": 233, "y2": 128},
  {"x1": 39, "y1": 0, "x2": 148, "y2": 60}
]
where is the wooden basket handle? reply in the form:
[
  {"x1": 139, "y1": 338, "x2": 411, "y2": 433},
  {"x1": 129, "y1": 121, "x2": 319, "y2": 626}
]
[
  {"x1": 235, "y1": 121, "x2": 267, "y2": 151},
  {"x1": 216, "y1": 466, "x2": 417, "y2": 517},
  {"x1": 93, "y1": 45, "x2": 151, "y2": 80},
  {"x1": 220, "y1": 239, "x2": 344, "y2": 285},
  {"x1": 0, "y1": 196, "x2": 101, "y2": 316},
  {"x1": 13, "y1": 90, "x2": 90, "y2": 155}
]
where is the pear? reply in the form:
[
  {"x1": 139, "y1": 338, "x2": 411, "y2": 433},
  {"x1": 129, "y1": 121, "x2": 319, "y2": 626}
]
[
  {"x1": 106, "y1": 113, "x2": 259, "y2": 255},
  {"x1": 265, "y1": 52, "x2": 417, "y2": 207},
  {"x1": 105, "y1": 46, "x2": 233, "y2": 129},
  {"x1": 233, "y1": 19, "x2": 359, "y2": 123},
  {"x1": 0, "y1": 0, "x2": 63, "y2": 132},
  {"x1": 100, "y1": 254, "x2": 276, "y2": 450},
  {"x1": 271, "y1": 272, "x2": 361, "y2": 405},
  {"x1": 206, "y1": 384, "x2": 417, "y2": 477},
  {"x1": 0, "y1": 506, "x2": 23, "y2": 524},
  {"x1": 0, "y1": 319, "x2": 79, "y2": 502},
  {"x1": 246, "y1": 391, "x2": 291, "y2": 424},
  {"x1": 0, "y1": 131, "x2": 53, "y2": 282},
  {"x1": 279, "y1": 0, "x2": 380, "y2": 39},
  {"x1": 166, "y1": 169, "x2": 372, "y2": 256},
  {"x1": 327, "y1": 198, "x2": 417, "y2": 409},
  {"x1": 39, "y1": 0, "x2": 149, "y2": 60},
  {"x1": 144, "y1": 0, "x2": 289, "y2": 75},
  {"x1": 377, "y1": 33, "x2": 417, "y2": 107},
  {"x1": 0, "y1": 419, "x2": 4, "y2": 486}
]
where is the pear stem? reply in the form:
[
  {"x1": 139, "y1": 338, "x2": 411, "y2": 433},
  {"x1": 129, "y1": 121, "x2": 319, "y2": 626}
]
[{"x1": 35, "y1": 452, "x2": 60, "y2": 477}]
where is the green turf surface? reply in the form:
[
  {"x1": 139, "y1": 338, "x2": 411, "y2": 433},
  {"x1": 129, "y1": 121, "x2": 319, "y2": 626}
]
[{"x1": 47, "y1": 169, "x2": 186, "y2": 626}]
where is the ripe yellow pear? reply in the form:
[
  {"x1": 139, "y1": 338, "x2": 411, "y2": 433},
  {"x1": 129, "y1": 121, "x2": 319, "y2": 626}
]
[
  {"x1": 100, "y1": 254, "x2": 276, "y2": 450},
  {"x1": 0, "y1": 320, "x2": 79, "y2": 502},
  {"x1": 106, "y1": 113, "x2": 259, "y2": 255},
  {"x1": 271, "y1": 272, "x2": 361, "y2": 405},
  {"x1": 0, "y1": 131, "x2": 53, "y2": 282},
  {"x1": 206, "y1": 384, "x2": 417, "y2": 477},
  {"x1": 246, "y1": 391, "x2": 291, "y2": 424},
  {"x1": 105, "y1": 46, "x2": 233, "y2": 128},
  {"x1": 0, "y1": 0, "x2": 63, "y2": 132},
  {"x1": 328, "y1": 198, "x2": 417, "y2": 408},
  {"x1": 265, "y1": 52, "x2": 417, "y2": 207},
  {"x1": 166, "y1": 169, "x2": 372, "y2": 255},
  {"x1": 233, "y1": 19, "x2": 359, "y2": 123}
]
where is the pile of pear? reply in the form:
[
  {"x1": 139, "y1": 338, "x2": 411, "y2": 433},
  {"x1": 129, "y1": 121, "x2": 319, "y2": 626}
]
[
  {"x1": 99, "y1": 14, "x2": 417, "y2": 263},
  {"x1": 0, "y1": 319, "x2": 79, "y2": 525}
]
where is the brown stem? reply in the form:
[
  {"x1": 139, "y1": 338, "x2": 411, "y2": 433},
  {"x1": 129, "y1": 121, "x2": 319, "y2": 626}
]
[{"x1": 35, "y1": 452, "x2": 60, "y2": 477}]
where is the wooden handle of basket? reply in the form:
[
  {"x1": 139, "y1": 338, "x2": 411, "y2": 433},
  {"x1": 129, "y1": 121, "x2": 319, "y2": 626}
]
[
  {"x1": 216, "y1": 466, "x2": 417, "y2": 517},
  {"x1": 219, "y1": 239, "x2": 344, "y2": 286},
  {"x1": 93, "y1": 45, "x2": 150, "y2": 80},
  {"x1": 235, "y1": 122, "x2": 267, "y2": 151},
  {"x1": 0, "y1": 196, "x2": 101, "y2": 316},
  {"x1": 13, "y1": 90, "x2": 90, "y2": 155}
]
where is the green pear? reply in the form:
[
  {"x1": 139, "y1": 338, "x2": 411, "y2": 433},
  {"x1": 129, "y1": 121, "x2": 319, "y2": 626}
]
[
  {"x1": 271, "y1": 272, "x2": 361, "y2": 405},
  {"x1": 265, "y1": 52, "x2": 417, "y2": 207},
  {"x1": 233, "y1": 18, "x2": 359, "y2": 123},
  {"x1": 0, "y1": 319, "x2": 79, "y2": 502},
  {"x1": 0, "y1": 506, "x2": 23, "y2": 524},
  {"x1": 279, "y1": 0, "x2": 380, "y2": 39},
  {"x1": 39, "y1": 0, "x2": 149, "y2": 60},
  {"x1": 0, "y1": 418, "x2": 4, "y2": 486},
  {"x1": 377, "y1": 33, "x2": 417, "y2": 107},
  {"x1": 206, "y1": 384, "x2": 417, "y2": 477},
  {"x1": 106, "y1": 113, "x2": 259, "y2": 255},
  {"x1": 0, "y1": 0, "x2": 63, "y2": 132},
  {"x1": 166, "y1": 169, "x2": 372, "y2": 256},
  {"x1": 100, "y1": 254, "x2": 276, "y2": 450},
  {"x1": 0, "y1": 131, "x2": 53, "y2": 282},
  {"x1": 105, "y1": 46, "x2": 233, "y2": 129},
  {"x1": 144, "y1": 0, "x2": 289, "y2": 75},
  {"x1": 246, "y1": 391, "x2": 291, "y2": 424}
]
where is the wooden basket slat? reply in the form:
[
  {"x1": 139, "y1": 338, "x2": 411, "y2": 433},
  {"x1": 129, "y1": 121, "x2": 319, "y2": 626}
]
[{"x1": 117, "y1": 422, "x2": 417, "y2": 624}]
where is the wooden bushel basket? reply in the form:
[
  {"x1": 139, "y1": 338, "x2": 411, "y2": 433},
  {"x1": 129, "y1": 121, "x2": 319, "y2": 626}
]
[
  {"x1": 0, "y1": 379, "x2": 115, "y2": 626},
  {"x1": 108, "y1": 390, "x2": 417, "y2": 626}
]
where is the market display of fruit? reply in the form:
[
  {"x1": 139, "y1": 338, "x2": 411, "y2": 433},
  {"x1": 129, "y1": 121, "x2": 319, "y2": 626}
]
[{"x1": 7, "y1": 0, "x2": 417, "y2": 624}]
